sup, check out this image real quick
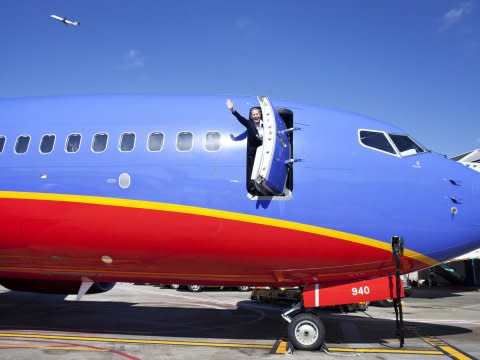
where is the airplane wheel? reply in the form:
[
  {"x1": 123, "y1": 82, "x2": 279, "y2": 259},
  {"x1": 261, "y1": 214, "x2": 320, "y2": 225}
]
[
  {"x1": 288, "y1": 313, "x2": 325, "y2": 351},
  {"x1": 237, "y1": 286, "x2": 250, "y2": 292},
  {"x1": 187, "y1": 285, "x2": 202, "y2": 292}
]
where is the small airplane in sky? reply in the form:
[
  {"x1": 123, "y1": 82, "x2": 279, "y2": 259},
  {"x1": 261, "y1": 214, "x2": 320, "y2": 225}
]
[
  {"x1": 50, "y1": 14, "x2": 79, "y2": 27},
  {"x1": 0, "y1": 94, "x2": 479, "y2": 350}
]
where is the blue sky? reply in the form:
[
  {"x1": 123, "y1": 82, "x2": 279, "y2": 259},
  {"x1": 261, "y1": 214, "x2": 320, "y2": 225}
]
[{"x1": 1, "y1": 1, "x2": 479, "y2": 156}]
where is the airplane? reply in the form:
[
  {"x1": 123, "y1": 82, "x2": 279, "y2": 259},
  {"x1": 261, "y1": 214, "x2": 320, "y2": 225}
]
[
  {"x1": 0, "y1": 94, "x2": 479, "y2": 350},
  {"x1": 50, "y1": 14, "x2": 80, "y2": 27},
  {"x1": 452, "y1": 148, "x2": 480, "y2": 173}
]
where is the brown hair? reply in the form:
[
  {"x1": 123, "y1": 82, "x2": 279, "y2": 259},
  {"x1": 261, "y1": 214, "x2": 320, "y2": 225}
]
[{"x1": 249, "y1": 107, "x2": 262, "y2": 121}]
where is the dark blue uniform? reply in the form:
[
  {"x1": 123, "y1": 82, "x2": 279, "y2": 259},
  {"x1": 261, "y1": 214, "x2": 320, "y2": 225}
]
[{"x1": 231, "y1": 110, "x2": 263, "y2": 194}]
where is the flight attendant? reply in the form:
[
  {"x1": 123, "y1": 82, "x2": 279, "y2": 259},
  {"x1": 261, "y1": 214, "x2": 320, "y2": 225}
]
[{"x1": 226, "y1": 98, "x2": 263, "y2": 195}]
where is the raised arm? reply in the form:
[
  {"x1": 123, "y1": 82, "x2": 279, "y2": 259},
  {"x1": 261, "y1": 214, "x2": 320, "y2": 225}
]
[
  {"x1": 226, "y1": 98, "x2": 249, "y2": 127},
  {"x1": 226, "y1": 98, "x2": 235, "y2": 112}
]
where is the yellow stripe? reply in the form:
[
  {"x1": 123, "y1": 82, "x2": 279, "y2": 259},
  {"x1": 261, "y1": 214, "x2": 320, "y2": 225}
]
[
  {"x1": 420, "y1": 335, "x2": 473, "y2": 359},
  {"x1": 0, "y1": 344, "x2": 106, "y2": 352},
  {"x1": 0, "y1": 191, "x2": 437, "y2": 266},
  {"x1": 0, "y1": 333, "x2": 444, "y2": 355},
  {"x1": 328, "y1": 347, "x2": 443, "y2": 355},
  {"x1": 0, "y1": 333, "x2": 271, "y2": 349},
  {"x1": 439, "y1": 345, "x2": 472, "y2": 360}
]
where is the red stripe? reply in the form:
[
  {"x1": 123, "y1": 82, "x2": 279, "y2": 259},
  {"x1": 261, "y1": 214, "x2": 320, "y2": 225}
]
[{"x1": 0, "y1": 198, "x2": 425, "y2": 286}]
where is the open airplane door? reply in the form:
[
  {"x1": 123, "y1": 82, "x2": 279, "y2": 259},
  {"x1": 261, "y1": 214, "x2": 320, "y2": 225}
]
[{"x1": 251, "y1": 96, "x2": 292, "y2": 195}]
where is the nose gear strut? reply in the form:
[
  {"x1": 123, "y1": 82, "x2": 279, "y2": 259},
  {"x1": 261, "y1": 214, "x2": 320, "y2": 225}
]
[{"x1": 392, "y1": 235, "x2": 405, "y2": 348}]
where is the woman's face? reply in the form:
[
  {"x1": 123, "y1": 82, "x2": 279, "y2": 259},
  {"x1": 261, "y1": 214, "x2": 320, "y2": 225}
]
[{"x1": 250, "y1": 109, "x2": 262, "y2": 124}]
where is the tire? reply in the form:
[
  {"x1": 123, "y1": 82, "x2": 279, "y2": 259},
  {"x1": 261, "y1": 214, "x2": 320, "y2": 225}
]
[
  {"x1": 88, "y1": 282, "x2": 116, "y2": 294},
  {"x1": 237, "y1": 286, "x2": 250, "y2": 292},
  {"x1": 288, "y1": 313, "x2": 325, "y2": 351},
  {"x1": 187, "y1": 285, "x2": 202, "y2": 292},
  {"x1": 170, "y1": 284, "x2": 180, "y2": 289}
]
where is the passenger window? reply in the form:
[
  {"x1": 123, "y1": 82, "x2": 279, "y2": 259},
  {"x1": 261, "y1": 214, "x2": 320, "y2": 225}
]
[
  {"x1": 92, "y1": 133, "x2": 108, "y2": 153},
  {"x1": 147, "y1": 132, "x2": 164, "y2": 152},
  {"x1": 120, "y1": 132, "x2": 135, "y2": 152},
  {"x1": 15, "y1": 135, "x2": 31, "y2": 154},
  {"x1": 40, "y1": 134, "x2": 55, "y2": 154},
  {"x1": 0, "y1": 136, "x2": 5, "y2": 153},
  {"x1": 359, "y1": 130, "x2": 396, "y2": 155},
  {"x1": 177, "y1": 132, "x2": 193, "y2": 152},
  {"x1": 388, "y1": 134, "x2": 425, "y2": 156},
  {"x1": 205, "y1": 131, "x2": 221, "y2": 151},
  {"x1": 66, "y1": 134, "x2": 82, "y2": 153}
]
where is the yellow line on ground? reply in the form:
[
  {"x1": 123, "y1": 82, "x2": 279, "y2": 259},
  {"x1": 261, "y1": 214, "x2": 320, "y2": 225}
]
[
  {"x1": 0, "y1": 332, "x2": 453, "y2": 356},
  {"x1": 0, "y1": 333, "x2": 272, "y2": 350},
  {"x1": 328, "y1": 347, "x2": 443, "y2": 355},
  {"x1": 438, "y1": 345, "x2": 472, "y2": 360},
  {"x1": 419, "y1": 334, "x2": 474, "y2": 359},
  {"x1": 0, "y1": 344, "x2": 106, "y2": 352}
]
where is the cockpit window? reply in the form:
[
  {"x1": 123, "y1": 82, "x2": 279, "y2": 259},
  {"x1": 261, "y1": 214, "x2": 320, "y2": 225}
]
[
  {"x1": 388, "y1": 134, "x2": 425, "y2": 156},
  {"x1": 359, "y1": 130, "x2": 396, "y2": 155},
  {"x1": 359, "y1": 129, "x2": 427, "y2": 157},
  {"x1": 0, "y1": 136, "x2": 5, "y2": 153}
]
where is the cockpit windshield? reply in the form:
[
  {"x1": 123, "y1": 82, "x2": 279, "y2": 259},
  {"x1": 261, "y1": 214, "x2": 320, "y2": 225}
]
[
  {"x1": 359, "y1": 130, "x2": 396, "y2": 155},
  {"x1": 388, "y1": 134, "x2": 426, "y2": 156},
  {"x1": 359, "y1": 129, "x2": 427, "y2": 157}
]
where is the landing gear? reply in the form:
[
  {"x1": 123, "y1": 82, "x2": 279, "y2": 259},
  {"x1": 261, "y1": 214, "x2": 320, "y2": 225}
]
[
  {"x1": 282, "y1": 303, "x2": 326, "y2": 351},
  {"x1": 280, "y1": 257, "x2": 408, "y2": 351},
  {"x1": 287, "y1": 313, "x2": 325, "y2": 351},
  {"x1": 392, "y1": 235, "x2": 405, "y2": 348}
]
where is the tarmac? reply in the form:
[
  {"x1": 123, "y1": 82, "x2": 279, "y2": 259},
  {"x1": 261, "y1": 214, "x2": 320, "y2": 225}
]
[{"x1": 0, "y1": 283, "x2": 478, "y2": 359}]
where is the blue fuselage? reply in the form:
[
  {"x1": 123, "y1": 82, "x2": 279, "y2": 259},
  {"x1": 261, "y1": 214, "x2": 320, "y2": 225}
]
[{"x1": 0, "y1": 95, "x2": 479, "y2": 283}]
